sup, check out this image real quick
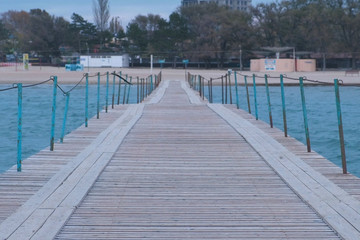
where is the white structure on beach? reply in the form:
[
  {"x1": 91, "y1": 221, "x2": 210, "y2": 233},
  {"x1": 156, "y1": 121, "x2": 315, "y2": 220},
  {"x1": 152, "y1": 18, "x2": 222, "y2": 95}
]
[
  {"x1": 80, "y1": 54, "x2": 129, "y2": 68},
  {"x1": 182, "y1": 0, "x2": 252, "y2": 11}
]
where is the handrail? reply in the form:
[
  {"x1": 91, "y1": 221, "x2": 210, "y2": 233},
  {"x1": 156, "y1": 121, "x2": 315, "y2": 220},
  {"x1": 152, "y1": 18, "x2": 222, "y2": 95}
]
[
  {"x1": 0, "y1": 70, "x2": 162, "y2": 172},
  {"x1": 188, "y1": 71, "x2": 347, "y2": 175}
]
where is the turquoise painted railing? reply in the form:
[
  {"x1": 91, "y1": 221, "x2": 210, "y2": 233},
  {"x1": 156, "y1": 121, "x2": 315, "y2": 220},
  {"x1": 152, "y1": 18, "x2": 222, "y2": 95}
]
[
  {"x1": 0, "y1": 71, "x2": 162, "y2": 172},
  {"x1": 187, "y1": 71, "x2": 347, "y2": 174}
]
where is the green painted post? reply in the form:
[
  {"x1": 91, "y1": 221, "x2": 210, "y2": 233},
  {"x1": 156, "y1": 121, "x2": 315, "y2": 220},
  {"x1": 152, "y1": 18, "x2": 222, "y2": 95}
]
[
  {"x1": 221, "y1": 76, "x2": 224, "y2": 104},
  {"x1": 244, "y1": 75, "x2": 251, "y2": 114},
  {"x1": 234, "y1": 71, "x2": 240, "y2": 109},
  {"x1": 334, "y1": 79, "x2": 347, "y2": 174},
  {"x1": 137, "y1": 77, "x2": 140, "y2": 104},
  {"x1": 97, "y1": 72, "x2": 100, "y2": 119},
  {"x1": 126, "y1": 77, "x2": 132, "y2": 104},
  {"x1": 150, "y1": 75, "x2": 154, "y2": 93},
  {"x1": 198, "y1": 75, "x2": 201, "y2": 97},
  {"x1": 105, "y1": 72, "x2": 109, "y2": 113},
  {"x1": 253, "y1": 74, "x2": 259, "y2": 120},
  {"x1": 50, "y1": 76, "x2": 58, "y2": 151},
  {"x1": 123, "y1": 75, "x2": 128, "y2": 104},
  {"x1": 299, "y1": 77, "x2": 311, "y2": 152},
  {"x1": 228, "y1": 72, "x2": 233, "y2": 104},
  {"x1": 17, "y1": 83, "x2": 22, "y2": 172},
  {"x1": 264, "y1": 74, "x2": 273, "y2": 128},
  {"x1": 117, "y1": 71, "x2": 122, "y2": 105},
  {"x1": 85, "y1": 73, "x2": 89, "y2": 127},
  {"x1": 112, "y1": 71, "x2": 116, "y2": 109},
  {"x1": 60, "y1": 93, "x2": 70, "y2": 143},
  {"x1": 280, "y1": 74, "x2": 288, "y2": 137}
]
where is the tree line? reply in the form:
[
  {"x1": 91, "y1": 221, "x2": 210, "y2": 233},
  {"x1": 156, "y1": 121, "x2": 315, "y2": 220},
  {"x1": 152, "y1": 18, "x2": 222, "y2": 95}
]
[{"x1": 0, "y1": 0, "x2": 359, "y2": 68}]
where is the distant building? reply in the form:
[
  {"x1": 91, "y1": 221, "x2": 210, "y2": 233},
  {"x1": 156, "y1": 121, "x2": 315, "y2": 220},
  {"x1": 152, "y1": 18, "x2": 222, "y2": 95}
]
[
  {"x1": 80, "y1": 54, "x2": 129, "y2": 68},
  {"x1": 181, "y1": 0, "x2": 252, "y2": 11}
]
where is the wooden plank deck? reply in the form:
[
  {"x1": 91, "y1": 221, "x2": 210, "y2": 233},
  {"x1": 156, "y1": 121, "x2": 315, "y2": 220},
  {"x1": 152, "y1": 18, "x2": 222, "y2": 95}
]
[{"x1": 0, "y1": 79, "x2": 360, "y2": 239}]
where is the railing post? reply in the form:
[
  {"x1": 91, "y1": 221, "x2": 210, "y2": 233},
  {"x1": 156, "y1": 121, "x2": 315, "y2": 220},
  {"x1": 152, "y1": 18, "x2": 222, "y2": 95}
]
[
  {"x1": 137, "y1": 77, "x2": 140, "y2": 104},
  {"x1": 17, "y1": 83, "x2": 22, "y2": 172},
  {"x1": 225, "y1": 74, "x2": 228, "y2": 104},
  {"x1": 126, "y1": 77, "x2": 132, "y2": 104},
  {"x1": 264, "y1": 74, "x2": 273, "y2": 128},
  {"x1": 334, "y1": 79, "x2": 347, "y2": 174},
  {"x1": 253, "y1": 74, "x2": 259, "y2": 120},
  {"x1": 280, "y1": 74, "x2": 288, "y2": 137},
  {"x1": 228, "y1": 72, "x2": 233, "y2": 104},
  {"x1": 299, "y1": 77, "x2": 311, "y2": 152},
  {"x1": 234, "y1": 71, "x2": 240, "y2": 109},
  {"x1": 198, "y1": 75, "x2": 201, "y2": 97},
  {"x1": 112, "y1": 71, "x2": 116, "y2": 109},
  {"x1": 85, "y1": 73, "x2": 89, "y2": 127},
  {"x1": 150, "y1": 75, "x2": 154, "y2": 93},
  {"x1": 221, "y1": 76, "x2": 224, "y2": 104},
  {"x1": 123, "y1": 75, "x2": 128, "y2": 104},
  {"x1": 97, "y1": 72, "x2": 100, "y2": 119},
  {"x1": 210, "y1": 78, "x2": 213, "y2": 103},
  {"x1": 105, "y1": 72, "x2": 109, "y2": 113},
  {"x1": 60, "y1": 93, "x2": 70, "y2": 143},
  {"x1": 244, "y1": 75, "x2": 251, "y2": 114},
  {"x1": 50, "y1": 76, "x2": 57, "y2": 151},
  {"x1": 117, "y1": 71, "x2": 122, "y2": 105}
]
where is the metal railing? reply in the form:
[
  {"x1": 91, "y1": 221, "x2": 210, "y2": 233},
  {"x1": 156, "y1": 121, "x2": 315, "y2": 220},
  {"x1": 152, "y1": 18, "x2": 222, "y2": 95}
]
[
  {"x1": 0, "y1": 71, "x2": 162, "y2": 172},
  {"x1": 187, "y1": 71, "x2": 347, "y2": 174}
]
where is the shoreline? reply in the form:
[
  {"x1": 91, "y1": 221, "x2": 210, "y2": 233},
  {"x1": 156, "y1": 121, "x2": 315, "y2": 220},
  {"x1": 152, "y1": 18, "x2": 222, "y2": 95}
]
[{"x1": 0, "y1": 66, "x2": 359, "y2": 86}]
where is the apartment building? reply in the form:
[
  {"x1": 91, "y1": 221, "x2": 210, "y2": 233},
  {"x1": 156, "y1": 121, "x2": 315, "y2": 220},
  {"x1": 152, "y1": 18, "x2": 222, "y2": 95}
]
[{"x1": 181, "y1": 0, "x2": 252, "y2": 11}]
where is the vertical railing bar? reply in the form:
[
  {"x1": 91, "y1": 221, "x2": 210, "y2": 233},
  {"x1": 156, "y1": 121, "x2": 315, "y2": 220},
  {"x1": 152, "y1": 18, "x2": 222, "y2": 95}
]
[
  {"x1": 126, "y1": 77, "x2": 132, "y2": 104},
  {"x1": 244, "y1": 75, "x2": 251, "y2": 114},
  {"x1": 122, "y1": 75, "x2": 128, "y2": 104},
  {"x1": 228, "y1": 73, "x2": 233, "y2": 104},
  {"x1": 137, "y1": 77, "x2": 140, "y2": 104},
  {"x1": 234, "y1": 71, "x2": 240, "y2": 109},
  {"x1": 221, "y1": 76, "x2": 224, "y2": 104},
  {"x1": 117, "y1": 71, "x2": 122, "y2": 105},
  {"x1": 50, "y1": 76, "x2": 57, "y2": 151},
  {"x1": 334, "y1": 79, "x2": 347, "y2": 174},
  {"x1": 105, "y1": 72, "x2": 109, "y2": 113},
  {"x1": 60, "y1": 93, "x2": 70, "y2": 143},
  {"x1": 85, "y1": 73, "x2": 89, "y2": 127},
  {"x1": 225, "y1": 74, "x2": 228, "y2": 104},
  {"x1": 299, "y1": 77, "x2": 311, "y2": 152},
  {"x1": 97, "y1": 72, "x2": 100, "y2": 119},
  {"x1": 264, "y1": 74, "x2": 273, "y2": 128},
  {"x1": 17, "y1": 83, "x2": 22, "y2": 172},
  {"x1": 112, "y1": 71, "x2": 116, "y2": 109},
  {"x1": 280, "y1": 74, "x2": 288, "y2": 137},
  {"x1": 253, "y1": 74, "x2": 259, "y2": 120}
]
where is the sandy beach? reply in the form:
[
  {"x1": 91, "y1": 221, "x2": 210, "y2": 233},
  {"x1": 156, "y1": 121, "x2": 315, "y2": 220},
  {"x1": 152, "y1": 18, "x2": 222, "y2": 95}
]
[{"x1": 0, "y1": 65, "x2": 359, "y2": 85}]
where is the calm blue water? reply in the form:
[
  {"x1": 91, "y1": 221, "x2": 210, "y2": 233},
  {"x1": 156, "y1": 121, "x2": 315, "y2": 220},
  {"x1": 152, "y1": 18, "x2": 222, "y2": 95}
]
[
  {"x1": 1, "y1": 83, "x2": 359, "y2": 178},
  {"x1": 0, "y1": 83, "x2": 138, "y2": 173},
  {"x1": 205, "y1": 85, "x2": 360, "y2": 178}
]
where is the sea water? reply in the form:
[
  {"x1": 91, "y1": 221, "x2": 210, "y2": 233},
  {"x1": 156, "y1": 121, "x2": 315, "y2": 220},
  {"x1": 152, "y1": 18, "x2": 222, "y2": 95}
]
[
  {"x1": 207, "y1": 85, "x2": 360, "y2": 178},
  {"x1": 0, "y1": 84, "x2": 359, "y2": 178},
  {"x1": 0, "y1": 84, "x2": 138, "y2": 173}
]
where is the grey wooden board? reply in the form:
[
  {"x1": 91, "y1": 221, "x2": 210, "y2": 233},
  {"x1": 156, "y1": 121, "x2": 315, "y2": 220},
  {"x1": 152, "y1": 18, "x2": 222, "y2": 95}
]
[
  {"x1": 0, "y1": 103, "x2": 144, "y2": 239},
  {"x1": 56, "y1": 81, "x2": 339, "y2": 239}
]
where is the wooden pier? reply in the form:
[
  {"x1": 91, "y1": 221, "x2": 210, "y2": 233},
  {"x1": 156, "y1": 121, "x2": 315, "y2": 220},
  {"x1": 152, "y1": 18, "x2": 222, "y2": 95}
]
[{"x1": 0, "y1": 78, "x2": 360, "y2": 239}]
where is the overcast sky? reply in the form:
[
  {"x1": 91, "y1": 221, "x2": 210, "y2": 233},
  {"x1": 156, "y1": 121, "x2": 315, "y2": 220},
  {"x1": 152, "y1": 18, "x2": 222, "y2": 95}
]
[{"x1": 0, "y1": 0, "x2": 274, "y2": 27}]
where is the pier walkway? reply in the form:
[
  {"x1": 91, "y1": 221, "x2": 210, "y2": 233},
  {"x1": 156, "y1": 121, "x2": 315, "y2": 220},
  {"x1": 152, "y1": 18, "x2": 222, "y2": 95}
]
[{"x1": 0, "y1": 79, "x2": 360, "y2": 239}]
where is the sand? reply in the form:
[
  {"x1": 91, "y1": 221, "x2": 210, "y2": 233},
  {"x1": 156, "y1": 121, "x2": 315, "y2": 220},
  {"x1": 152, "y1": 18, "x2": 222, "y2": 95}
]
[{"x1": 0, "y1": 65, "x2": 359, "y2": 85}]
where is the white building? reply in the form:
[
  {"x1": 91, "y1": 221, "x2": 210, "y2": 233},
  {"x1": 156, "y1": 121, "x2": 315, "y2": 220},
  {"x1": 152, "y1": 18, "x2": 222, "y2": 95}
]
[
  {"x1": 80, "y1": 54, "x2": 129, "y2": 68},
  {"x1": 182, "y1": 0, "x2": 252, "y2": 11}
]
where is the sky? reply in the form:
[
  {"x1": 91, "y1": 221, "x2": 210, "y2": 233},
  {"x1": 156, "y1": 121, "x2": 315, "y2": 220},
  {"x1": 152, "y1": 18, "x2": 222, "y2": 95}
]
[{"x1": 0, "y1": 0, "x2": 273, "y2": 27}]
